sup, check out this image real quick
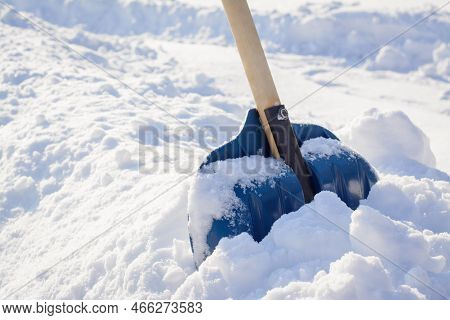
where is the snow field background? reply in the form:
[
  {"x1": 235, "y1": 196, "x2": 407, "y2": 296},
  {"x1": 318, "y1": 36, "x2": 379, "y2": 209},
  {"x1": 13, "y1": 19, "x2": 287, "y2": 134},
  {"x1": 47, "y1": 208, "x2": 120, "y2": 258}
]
[{"x1": 0, "y1": 0, "x2": 449, "y2": 299}]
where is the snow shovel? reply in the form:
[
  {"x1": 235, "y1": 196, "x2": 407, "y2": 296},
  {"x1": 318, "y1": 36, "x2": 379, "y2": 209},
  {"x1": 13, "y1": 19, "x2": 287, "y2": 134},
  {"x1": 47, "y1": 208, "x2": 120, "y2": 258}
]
[{"x1": 188, "y1": 0, "x2": 378, "y2": 265}]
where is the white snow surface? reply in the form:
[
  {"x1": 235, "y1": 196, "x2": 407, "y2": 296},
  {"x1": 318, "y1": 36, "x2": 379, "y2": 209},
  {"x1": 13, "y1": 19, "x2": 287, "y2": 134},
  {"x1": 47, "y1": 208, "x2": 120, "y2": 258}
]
[
  {"x1": 0, "y1": 0, "x2": 449, "y2": 299},
  {"x1": 301, "y1": 137, "x2": 355, "y2": 161}
]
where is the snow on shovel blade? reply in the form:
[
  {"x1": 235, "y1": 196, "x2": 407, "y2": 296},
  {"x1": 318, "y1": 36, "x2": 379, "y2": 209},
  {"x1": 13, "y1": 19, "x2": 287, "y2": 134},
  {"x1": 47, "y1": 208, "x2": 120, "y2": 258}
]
[{"x1": 188, "y1": 109, "x2": 378, "y2": 266}]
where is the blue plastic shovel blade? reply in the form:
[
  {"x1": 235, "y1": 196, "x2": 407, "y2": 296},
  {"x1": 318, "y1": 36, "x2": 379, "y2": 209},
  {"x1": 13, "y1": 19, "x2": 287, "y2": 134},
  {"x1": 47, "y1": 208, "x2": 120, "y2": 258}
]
[{"x1": 191, "y1": 109, "x2": 378, "y2": 264}]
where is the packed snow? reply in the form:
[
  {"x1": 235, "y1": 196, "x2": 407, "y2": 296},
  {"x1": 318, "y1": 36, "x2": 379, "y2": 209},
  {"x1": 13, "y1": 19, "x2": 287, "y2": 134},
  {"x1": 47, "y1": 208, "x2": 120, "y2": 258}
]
[
  {"x1": 301, "y1": 137, "x2": 356, "y2": 161},
  {"x1": 0, "y1": 0, "x2": 449, "y2": 300}
]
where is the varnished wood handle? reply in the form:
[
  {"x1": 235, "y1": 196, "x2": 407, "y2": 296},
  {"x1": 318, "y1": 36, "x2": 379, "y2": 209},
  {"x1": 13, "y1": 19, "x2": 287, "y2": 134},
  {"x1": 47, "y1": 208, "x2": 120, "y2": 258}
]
[{"x1": 222, "y1": 0, "x2": 281, "y2": 158}]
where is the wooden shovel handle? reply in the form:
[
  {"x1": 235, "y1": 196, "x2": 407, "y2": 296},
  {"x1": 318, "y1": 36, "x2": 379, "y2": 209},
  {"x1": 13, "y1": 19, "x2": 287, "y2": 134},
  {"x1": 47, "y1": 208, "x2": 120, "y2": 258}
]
[{"x1": 222, "y1": 0, "x2": 281, "y2": 158}]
